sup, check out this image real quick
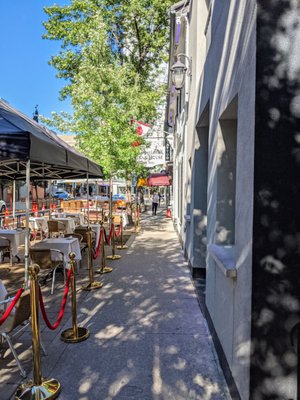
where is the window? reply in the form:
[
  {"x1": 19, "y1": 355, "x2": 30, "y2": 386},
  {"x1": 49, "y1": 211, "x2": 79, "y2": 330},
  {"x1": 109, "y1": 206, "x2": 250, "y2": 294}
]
[{"x1": 216, "y1": 96, "x2": 238, "y2": 245}]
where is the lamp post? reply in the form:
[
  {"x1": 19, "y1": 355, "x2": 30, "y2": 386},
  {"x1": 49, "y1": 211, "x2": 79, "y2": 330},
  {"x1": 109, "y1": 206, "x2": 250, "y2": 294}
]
[{"x1": 170, "y1": 53, "x2": 191, "y2": 91}]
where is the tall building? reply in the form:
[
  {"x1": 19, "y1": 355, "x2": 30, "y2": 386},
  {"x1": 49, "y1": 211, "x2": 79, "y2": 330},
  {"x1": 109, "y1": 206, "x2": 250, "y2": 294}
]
[{"x1": 166, "y1": 1, "x2": 300, "y2": 399}]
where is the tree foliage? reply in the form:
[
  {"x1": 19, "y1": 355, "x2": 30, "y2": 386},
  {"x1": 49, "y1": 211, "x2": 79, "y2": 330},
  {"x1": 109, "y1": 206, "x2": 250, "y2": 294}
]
[{"x1": 43, "y1": 0, "x2": 176, "y2": 177}]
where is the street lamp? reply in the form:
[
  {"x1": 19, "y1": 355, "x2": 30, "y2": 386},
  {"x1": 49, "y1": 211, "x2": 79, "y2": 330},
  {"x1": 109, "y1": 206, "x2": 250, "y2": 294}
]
[{"x1": 170, "y1": 53, "x2": 191, "y2": 91}]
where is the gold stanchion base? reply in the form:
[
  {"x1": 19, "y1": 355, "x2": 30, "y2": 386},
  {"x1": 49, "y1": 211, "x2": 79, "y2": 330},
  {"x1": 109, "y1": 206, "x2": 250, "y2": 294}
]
[
  {"x1": 61, "y1": 326, "x2": 90, "y2": 343},
  {"x1": 96, "y1": 266, "x2": 113, "y2": 274},
  {"x1": 106, "y1": 255, "x2": 121, "y2": 260},
  {"x1": 15, "y1": 378, "x2": 61, "y2": 400},
  {"x1": 81, "y1": 280, "x2": 104, "y2": 291},
  {"x1": 117, "y1": 245, "x2": 128, "y2": 249}
]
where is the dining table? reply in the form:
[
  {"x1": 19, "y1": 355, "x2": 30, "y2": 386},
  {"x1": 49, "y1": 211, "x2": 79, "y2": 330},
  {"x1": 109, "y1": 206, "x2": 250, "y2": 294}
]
[
  {"x1": 30, "y1": 237, "x2": 81, "y2": 269},
  {"x1": 76, "y1": 224, "x2": 101, "y2": 246},
  {"x1": 51, "y1": 217, "x2": 76, "y2": 234},
  {"x1": 0, "y1": 229, "x2": 26, "y2": 258},
  {"x1": 63, "y1": 212, "x2": 85, "y2": 226}
]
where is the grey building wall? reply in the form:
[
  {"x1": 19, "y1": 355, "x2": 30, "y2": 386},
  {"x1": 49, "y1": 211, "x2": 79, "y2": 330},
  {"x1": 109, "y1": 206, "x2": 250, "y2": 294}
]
[
  {"x1": 169, "y1": 0, "x2": 300, "y2": 398},
  {"x1": 250, "y1": 2, "x2": 300, "y2": 399},
  {"x1": 188, "y1": 1, "x2": 257, "y2": 399},
  {"x1": 185, "y1": 0, "x2": 210, "y2": 275}
]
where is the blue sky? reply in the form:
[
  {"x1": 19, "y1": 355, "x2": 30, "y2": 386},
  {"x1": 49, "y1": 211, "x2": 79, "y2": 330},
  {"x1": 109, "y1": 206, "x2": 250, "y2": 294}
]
[{"x1": 0, "y1": 1, "x2": 71, "y2": 122}]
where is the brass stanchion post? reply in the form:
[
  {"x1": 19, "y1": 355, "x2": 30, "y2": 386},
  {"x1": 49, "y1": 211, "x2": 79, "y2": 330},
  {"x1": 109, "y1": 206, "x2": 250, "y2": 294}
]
[
  {"x1": 117, "y1": 221, "x2": 128, "y2": 249},
  {"x1": 61, "y1": 253, "x2": 90, "y2": 343},
  {"x1": 97, "y1": 222, "x2": 113, "y2": 274},
  {"x1": 106, "y1": 217, "x2": 121, "y2": 260},
  {"x1": 15, "y1": 264, "x2": 61, "y2": 400},
  {"x1": 134, "y1": 205, "x2": 140, "y2": 233},
  {"x1": 137, "y1": 204, "x2": 140, "y2": 230},
  {"x1": 82, "y1": 227, "x2": 103, "y2": 291},
  {"x1": 133, "y1": 205, "x2": 137, "y2": 233}
]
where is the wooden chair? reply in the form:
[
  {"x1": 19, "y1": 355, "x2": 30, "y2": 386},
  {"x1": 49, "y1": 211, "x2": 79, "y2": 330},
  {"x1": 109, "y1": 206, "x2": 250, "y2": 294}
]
[
  {"x1": 29, "y1": 248, "x2": 65, "y2": 294},
  {"x1": 47, "y1": 220, "x2": 65, "y2": 238}
]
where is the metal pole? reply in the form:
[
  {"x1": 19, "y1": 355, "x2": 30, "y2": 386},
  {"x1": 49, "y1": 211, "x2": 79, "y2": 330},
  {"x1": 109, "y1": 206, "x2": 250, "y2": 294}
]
[
  {"x1": 24, "y1": 160, "x2": 30, "y2": 283},
  {"x1": 96, "y1": 179, "x2": 99, "y2": 223},
  {"x1": 49, "y1": 180, "x2": 52, "y2": 219},
  {"x1": 31, "y1": 266, "x2": 42, "y2": 386},
  {"x1": 107, "y1": 217, "x2": 121, "y2": 260},
  {"x1": 86, "y1": 173, "x2": 90, "y2": 227},
  {"x1": 82, "y1": 227, "x2": 103, "y2": 291},
  {"x1": 97, "y1": 222, "x2": 113, "y2": 274},
  {"x1": 15, "y1": 264, "x2": 61, "y2": 399},
  {"x1": 61, "y1": 253, "x2": 90, "y2": 342},
  {"x1": 117, "y1": 221, "x2": 128, "y2": 250},
  {"x1": 12, "y1": 180, "x2": 16, "y2": 229},
  {"x1": 109, "y1": 176, "x2": 113, "y2": 225}
]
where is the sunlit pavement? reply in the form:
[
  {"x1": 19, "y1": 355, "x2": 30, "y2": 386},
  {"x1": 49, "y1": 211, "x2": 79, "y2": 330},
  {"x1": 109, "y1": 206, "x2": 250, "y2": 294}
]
[{"x1": 2, "y1": 209, "x2": 231, "y2": 400}]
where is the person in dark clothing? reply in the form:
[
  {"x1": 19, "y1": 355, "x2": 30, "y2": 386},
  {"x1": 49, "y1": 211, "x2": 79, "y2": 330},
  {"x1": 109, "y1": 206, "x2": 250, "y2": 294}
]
[{"x1": 152, "y1": 192, "x2": 159, "y2": 215}]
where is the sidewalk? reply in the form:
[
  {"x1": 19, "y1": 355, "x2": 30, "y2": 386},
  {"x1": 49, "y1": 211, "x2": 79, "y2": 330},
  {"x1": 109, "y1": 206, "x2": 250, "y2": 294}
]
[{"x1": 2, "y1": 209, "x2": 231, "y2": 400}]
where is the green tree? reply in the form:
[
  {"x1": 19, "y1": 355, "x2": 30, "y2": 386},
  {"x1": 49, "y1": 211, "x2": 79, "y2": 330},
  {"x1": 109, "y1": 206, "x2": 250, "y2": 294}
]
[{"x1": 43, "y1": 0, "x2": 175, "y2": 177}]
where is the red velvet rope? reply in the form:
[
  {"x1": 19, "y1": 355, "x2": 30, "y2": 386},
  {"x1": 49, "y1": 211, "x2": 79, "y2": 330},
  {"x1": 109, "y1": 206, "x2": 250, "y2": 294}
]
[
  {"x1": 39, "y1": 269, "x2": 72, "y2": 330},
  {"x1": 105, "y1": 224, "x2": 114, "y2": 245},
  {"x1": 0, "y1": 288, "x2": 24, "y2": 326},
  {"x1": 93, "y1": 229, "x2": 103, "y2": 260},
  {"x1": 115, "y1": 222, "x2": 122, "y2": 238}
]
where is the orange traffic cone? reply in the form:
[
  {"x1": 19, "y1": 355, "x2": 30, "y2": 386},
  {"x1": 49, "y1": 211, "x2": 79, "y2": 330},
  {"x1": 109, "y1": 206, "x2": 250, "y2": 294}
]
[
  {"x1": 166, "y1": 207, "x2": 172, "y2": 218},
  {"x1": 32, "y1": 201, "x2": 38, "y2": 216},
  {"x1": 4, "y1": 208, "x2": 10, "y2": 228}
]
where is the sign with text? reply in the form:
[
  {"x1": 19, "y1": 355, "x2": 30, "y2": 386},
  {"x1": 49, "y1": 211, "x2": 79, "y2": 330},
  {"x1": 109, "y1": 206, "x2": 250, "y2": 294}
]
[{"x1": 137, "y1": 137, "x2": 165, "y2": 167}]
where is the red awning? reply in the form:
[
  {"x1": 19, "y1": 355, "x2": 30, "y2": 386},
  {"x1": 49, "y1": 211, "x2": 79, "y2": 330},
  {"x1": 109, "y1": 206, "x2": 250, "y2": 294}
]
[{"x1": 147, "y1": 173, "x2": 171, "y2": 186}]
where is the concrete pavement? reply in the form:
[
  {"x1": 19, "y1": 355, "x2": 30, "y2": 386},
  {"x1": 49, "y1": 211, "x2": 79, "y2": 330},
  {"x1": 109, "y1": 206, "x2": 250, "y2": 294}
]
[{"x1": 2, "y1": 209, "x2": 231, "y2": 399}]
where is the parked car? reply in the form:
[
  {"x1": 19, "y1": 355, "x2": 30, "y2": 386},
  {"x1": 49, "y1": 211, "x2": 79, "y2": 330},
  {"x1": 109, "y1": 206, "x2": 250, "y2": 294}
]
[
  {"x1": 53, "y1": 190, "x2": 72, "y2": 200},
  {"x1": 112, "y1": 194, "x2": 126, "y2": 201},
  {"x1": 0, "y1": 200, "x2": 6, "y2": 213}
]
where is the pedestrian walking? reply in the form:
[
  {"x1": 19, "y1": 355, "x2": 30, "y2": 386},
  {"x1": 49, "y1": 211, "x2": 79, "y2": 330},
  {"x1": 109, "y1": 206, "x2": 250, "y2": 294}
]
[
  {"x1": 158, "y1": 192, "x2": 162, "y2": 206},
  {"x1": 152, "y1": 192, "x2": 159, "y2": 215}
]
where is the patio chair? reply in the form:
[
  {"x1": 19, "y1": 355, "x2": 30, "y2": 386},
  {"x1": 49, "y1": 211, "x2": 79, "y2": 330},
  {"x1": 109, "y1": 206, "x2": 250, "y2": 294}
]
[
  {"x1": 0, "y1": 236, "x2": 12, "y2": 265},
  {"x1": 29, "y1": 220, "x2": 46, "y2": 241},
  {"x1": 0, "y1": 289, "x2": 47, "y2": 378},
  {"x1": 47, "y1": 220, "x2": 65, "y2": 238},
  {"x1": 29, "y1": 248, "x2": 65, "y2": 294},
  {"x1": 74, "y1": 227, "x2": 96, "y2": 254}
]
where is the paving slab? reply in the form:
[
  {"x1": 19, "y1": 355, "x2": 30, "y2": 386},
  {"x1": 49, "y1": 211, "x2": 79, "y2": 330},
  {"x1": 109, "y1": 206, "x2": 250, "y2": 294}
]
[{"x1": 1, "y1": 210, "x2": 231, "y2": 400}]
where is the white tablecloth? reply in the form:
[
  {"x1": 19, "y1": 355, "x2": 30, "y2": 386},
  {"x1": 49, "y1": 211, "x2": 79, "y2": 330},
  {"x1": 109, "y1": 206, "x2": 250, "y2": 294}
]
[
  {"x1": 51, "y1": 212, "x2": 66, "y2": 218},
  {"x1": 121, "y1": 212, "x2": 129, "y2": 227},
  {"x1": 63, "y1": 213, "x2": 85, "y2": 225},
  {"x1": 31, "y1": 237, "x2": 81, "y2": 269},
  {"x1": 52, "y1": 217, "x2": 76, "y2": 234},
  {"x1": 29, "y1": 217, "x2": 48, "y2": 233},
  {"x1": 0, "y1": 229, "x2": 26, "y2": 257},
  {"x1": 77, "y1": 224, "x2": 101, "y2": 245},
  {"x1": 113, "y1": 212, "x2": 129, "y2": 227}
]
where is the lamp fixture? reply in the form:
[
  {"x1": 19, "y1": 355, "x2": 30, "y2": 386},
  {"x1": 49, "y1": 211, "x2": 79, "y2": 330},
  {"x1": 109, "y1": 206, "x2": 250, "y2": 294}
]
[{"x1": 170, "y1": 53, "x2": 191, "y2": 91}]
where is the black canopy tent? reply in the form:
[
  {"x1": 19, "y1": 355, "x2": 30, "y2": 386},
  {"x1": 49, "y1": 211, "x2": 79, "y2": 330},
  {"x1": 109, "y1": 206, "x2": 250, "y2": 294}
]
[
  {"x1": 0, "y1": 99, "x2": 102, "y2": 180},
  {"x1": 0, "y1": 99, "x2": 103, "y2": 281}
]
